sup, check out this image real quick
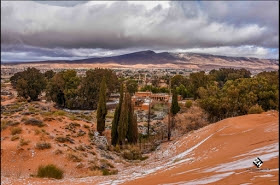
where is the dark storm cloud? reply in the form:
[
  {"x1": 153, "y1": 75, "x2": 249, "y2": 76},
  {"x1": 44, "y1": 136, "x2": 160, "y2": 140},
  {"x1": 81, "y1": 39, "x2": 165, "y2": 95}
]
[{"x1": 1, "y1": 1, "x2": 279, "y2": 61}]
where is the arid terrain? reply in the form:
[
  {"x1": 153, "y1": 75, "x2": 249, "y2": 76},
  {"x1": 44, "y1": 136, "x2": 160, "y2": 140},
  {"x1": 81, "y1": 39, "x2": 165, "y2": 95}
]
[
  {"x1": 1, "y1": 82, "x2": 279, "y2": 185},
  {"x1": 1, "y1": 51, "x2": 278, "y2": 71}
]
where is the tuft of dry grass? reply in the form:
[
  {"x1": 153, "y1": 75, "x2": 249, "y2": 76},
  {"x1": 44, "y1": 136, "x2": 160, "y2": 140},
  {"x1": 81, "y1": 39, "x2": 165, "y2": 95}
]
[
  {"x1": 10, "y1": 127, "x2": 22, "y2": 135},
  {"x1": 36, "y1": 142, "x2": 51, "y2": 150},
  {"x1": 19, "y1": 138, "x2": 30, "y2": 146}
]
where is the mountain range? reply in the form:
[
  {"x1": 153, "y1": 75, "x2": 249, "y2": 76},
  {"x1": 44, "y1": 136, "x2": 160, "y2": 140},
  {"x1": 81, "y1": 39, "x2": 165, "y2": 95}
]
[{"x1": 2, "y1": 50, "x2": 278, "y2": 71}]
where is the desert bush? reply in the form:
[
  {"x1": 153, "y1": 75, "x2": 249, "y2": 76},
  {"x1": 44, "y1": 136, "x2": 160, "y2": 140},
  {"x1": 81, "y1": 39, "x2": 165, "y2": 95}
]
[
  {"x1": 176, "y1": 105, "x2": 209, "y2": 133},
  {"x1": 54, "y1": 149, "x2": 63, "y2": 155},
  {"x1": 34, "y1": 128, "x2": 41, "y2": 135},
  {"x1": 79, "y1": 114, "x2": 92, "y2": 121},
  {"x1": 185, "y1": 100, "x2": 193, "y2": 108},
  {"x1": 122, "y1": 145, "x2": 147, "y2": 160},
  {"x1": 1, "y1": 120, "x2": 8, "y2": 131},
  {"x1": 83, "y1": 124, "x2": 90, "y2": 129},
  {"x1": 10, "y1": 127, "x2": 22, "y2": 135},
  {"x1": 19, "y1": 138, "x2": 30, "y2": 146},
  {"x1": 36, "y1": 142, "x2": 51, "y2": 150},
  {"x1": 24, "y1": 118, "x2": 44, "y2": 127},
  {"x1": 248, "y1": 104, "x2": 264, "y2": 114},
  {"x1": 75, "y1": 145, "x2": 86, "y2": 151},
  {"x1": 67, "y1": 153, "x2": 82, "y2": 162},
  {"x1": 102, "y1": 169, "x2": 118, "y2": 176},
  {"x1": 28, "y1": 106, "x2": 36, "y2": 113},
  {"x1": 37, "y1": 164, "x2": 63, "y2": 179},
  {"x1": 41, "y1": 112, "x2": 53, "y2": 117},
  {"x1": 100, "y1": 159, "x2": 115, "y2": 168},
  {"x1": 43, "y1": 117, "x2": 55, "y2": 122},
  {"x1": 55, "y1": 136, "x2": 73, "y2": 143},
  {"x1": 11, "y1": 135, "x2": 20, "y2": 141},
  {"x1": 53, "y1": 110, "x2": 66, "y2": 117},
  {"x1": 21, "y1": 116, "x2": 28, "y2": 122}
]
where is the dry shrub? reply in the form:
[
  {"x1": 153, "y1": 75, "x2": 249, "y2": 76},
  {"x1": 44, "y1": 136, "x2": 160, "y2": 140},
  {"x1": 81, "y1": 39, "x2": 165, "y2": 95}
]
[
  {"x1": 248, "y1": 104, "x2": 264, "y2": 114},
  {"x1": 67, "y1": 153, "x2": 82, "y2": 162},
  {"x1": 122, "y1": 145, "x2": 148, "y2": 161},
  {"x1": 10, "y1": 127, "x2": 22, "y2": 135},
  {"x1": 36, "y1": 142, "x2": 51, "y2": 150},
  {"x1": 11, "y1": 135, "x2": 20, "y2": 141},
  {"x1": 19, "y1": 138, "x2": 30, "y2": 146},
  {"x1": 176, "y1": 104, "x2": 209, "y2": 133},
  {"x1": 24, "y1": 118, "x2": 44, "y2": 127},
  {"x1": 37, "y1": 164, "x2": 63, "y2": 179}
]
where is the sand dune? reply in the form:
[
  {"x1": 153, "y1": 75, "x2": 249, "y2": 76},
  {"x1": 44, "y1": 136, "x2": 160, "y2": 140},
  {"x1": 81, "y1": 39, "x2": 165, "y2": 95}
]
[{"x1": 1, "y1": 110, "x2": 278, "y2": 185}]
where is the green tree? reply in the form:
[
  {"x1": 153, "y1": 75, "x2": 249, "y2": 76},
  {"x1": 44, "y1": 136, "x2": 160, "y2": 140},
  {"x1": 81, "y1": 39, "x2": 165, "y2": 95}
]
[
  {"x1": 11, "y1": 67, "x2": 46, "y2": 101},
  {"x1": 44, "y1": 70, "x2": 55, "y2": 80},
  {"x1": 127, "y1": 96, "x2": 138, "y2": 144},
  {"x1": 111, "y1": 84, "x2": 124, "y2": 146},
  {"x1": 97, "y1": 77, "x2": 107, "y2": 135},
  {"x1": 171, "y1": 89, "x2": 180, "y2": 128},
  {"x1": 189, "y1": 71, "x2": 209, "y2": 99},
  {"x1": 127, "y1": 113, "x2": 138, "y2": 144},
  {"x1": 118, "y1": 91, "x2": 130, "y2": 145},
  {"x1": 126, "y1": 79, "x2": 138, "y2": 95}
]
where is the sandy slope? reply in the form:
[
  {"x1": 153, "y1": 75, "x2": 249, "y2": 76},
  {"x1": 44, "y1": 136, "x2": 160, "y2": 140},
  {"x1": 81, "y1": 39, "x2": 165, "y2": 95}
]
[{"x1": 1, "y1": 111, "x2": 278, "y2": 185}]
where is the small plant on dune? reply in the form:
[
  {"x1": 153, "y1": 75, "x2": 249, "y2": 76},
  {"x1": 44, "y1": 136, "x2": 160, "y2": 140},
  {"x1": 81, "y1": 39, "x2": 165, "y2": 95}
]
[
  {"x1": 34, "y1": 128, "x2": 41, "y2": 135},
  {"x1": 54, "y1": 149, "x2": 63, "y2": 155},
  {"x1": 28, "y1": 106, "x2": 36, "y2": 113},
  {"x1": 83, "y1": 124, "x2": 90, "y2": 129},
  {"x1": 1, "y1": 120, "x2": 8, "y2": 131},
  {"x1": 21, "y1": 116, "x2": 28, "y2": 122},
  {"x1": 24, "y1": 118, "x2": 45, "y2": 127},
  {"x1": 248, "y1": 104, "x2": 264, "y2": 114},
  {"x1": 75, "y1": 145, "x2": 86, "y2": 151},
  {"x1": 41, "y1": 111, "x2": 52, "y2": 116},
  {"x1": 10, "y1": 127, "x2": 22, "y2": 135},
  {"x1": 36, "y1": 142, "x2": 51, "y2": 150},
  {"x1": 19, "y1": 138, "x2": 30, "y2": 146},
  {"x1": 36, "y1": 164, "x2": 63, "y2": 179},
  {"x1": 11, "y1": 135, "x2": 20, "y2": 141},
  {"x1": 100, "y1": 159, "x2": 115, "y2": 168},
  {"x1": 185, "y1": 100, "x2": 193, "y2": 108},
  {"x1": 122, "y1": 145, "x2": 148, "y2": 161},
  {"x1": 55, "y1": 136, "x2": 68, "y2": 143},
  {"x1": 53, "y1": 110, "x2": 66, "y2": 117},
  {"x1": 69, "y1": 114, "x2": 78, "y2": 121},
  {"x1": 67, "y1": 153, "x2": 82, "y2": 162}
]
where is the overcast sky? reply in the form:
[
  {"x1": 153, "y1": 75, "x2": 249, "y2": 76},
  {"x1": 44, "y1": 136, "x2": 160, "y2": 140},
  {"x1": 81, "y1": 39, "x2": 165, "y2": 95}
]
[{"x1": 1, "y1": 1, "x2": 279, "y2": 62}]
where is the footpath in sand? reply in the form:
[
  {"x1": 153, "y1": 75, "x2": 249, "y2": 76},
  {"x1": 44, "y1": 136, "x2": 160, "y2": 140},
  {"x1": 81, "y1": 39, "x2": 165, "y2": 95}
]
[{"x1": 1, "y1": 111, "x2": 279, "y2": 185}]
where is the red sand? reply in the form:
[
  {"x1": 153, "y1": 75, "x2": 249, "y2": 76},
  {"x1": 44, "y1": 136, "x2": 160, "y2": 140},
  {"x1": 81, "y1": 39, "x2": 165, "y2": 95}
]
[{"x1": 1, "y1": 111, "x2": 278, "y2": 185}]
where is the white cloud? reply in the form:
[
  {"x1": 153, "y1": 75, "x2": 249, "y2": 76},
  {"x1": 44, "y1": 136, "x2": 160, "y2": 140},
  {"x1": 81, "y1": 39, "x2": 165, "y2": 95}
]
[{"x1": 1, "y1": 1, "x2": 279, "y2": 61}]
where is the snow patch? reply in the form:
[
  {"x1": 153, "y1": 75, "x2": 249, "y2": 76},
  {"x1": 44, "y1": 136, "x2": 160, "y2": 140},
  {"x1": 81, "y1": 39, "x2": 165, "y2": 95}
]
[
  {"x1": 162, "y1": 172, "x2": 234, "y2": 185},
  {"x1": 205, "y1": 143, "x2": 278, "y2": 173},
  {"x1": 256, "y1": 174, "x2": 274, "y2": 178}
]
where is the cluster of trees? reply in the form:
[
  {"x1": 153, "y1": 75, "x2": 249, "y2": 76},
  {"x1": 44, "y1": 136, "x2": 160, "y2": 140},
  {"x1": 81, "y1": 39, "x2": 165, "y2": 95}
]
[
  {"x1": 46, "y1": 68, "x2": 119, "y2": 109},
  {"x1": 170, "y1": 68, "x2": 278, "y2": 122},
  {"x1": 11, "y1": 68, "x2": 119, "y2": 110},
  {"x1": 111, "y1": 84, "x2": 138, "y2": 146},
  {"x1": 197, "y1": 71, "x2": 278, "y2": 122},
  {"x1": 140, "y1": 85, "x2": 169, "y2": 93},
  {"x1": 171, "y1": 69, "x2": 252, "y2": 99}
]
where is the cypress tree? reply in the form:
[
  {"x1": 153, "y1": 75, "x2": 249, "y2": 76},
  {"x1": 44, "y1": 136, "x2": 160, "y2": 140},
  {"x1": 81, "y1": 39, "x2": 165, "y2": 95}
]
[
  {"x1": 97, "y1": 77, "x2": 107, "y2": 135},
  {"x1": 127, "y1": 96, "x2": 138, "y2": 144},
  {"x1": 111, "y1": 84, "x2": 123, "y2": 146},
  {"x1": 171, "y1": 89, "x2": 180, "y2": 128},
  {"x1": 128, "y1": 113, "x2": 138, "y2": 144},
  {"x1": 117, "y1": 91, "x2": 130, "y2": 145}
]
